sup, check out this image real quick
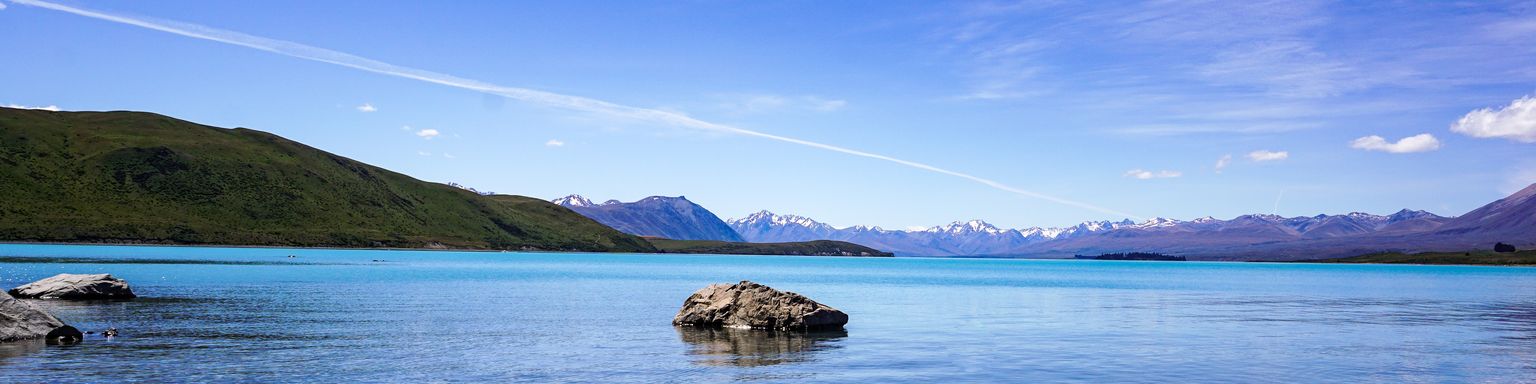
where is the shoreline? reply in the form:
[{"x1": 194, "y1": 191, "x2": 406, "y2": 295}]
[
  {"x1": 4, "y1": 241, "x2": 1533, "y2": 267},
  {"x1": 0, "y1": 240, "x2": 891, "y2": 258}
]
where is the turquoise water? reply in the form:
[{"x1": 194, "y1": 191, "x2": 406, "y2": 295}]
[{"x1": 2, "y1": 244, "x2": 1534, "y2": 382}]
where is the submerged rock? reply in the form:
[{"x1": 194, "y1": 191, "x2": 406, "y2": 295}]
[
  {"x1": 1, "y1": 293, "x2": 78, "y2": 343},
  {"x1": 46, "y1": 325, "x2": 83, "y2": 345},
  {"x1": 672, "y1": 281, "x2": 848, "y2": 331},
  {"x1": 8, "y1": 273, "x2": 137, "y2": 300}
]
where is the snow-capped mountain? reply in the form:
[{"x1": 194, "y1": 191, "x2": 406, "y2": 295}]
[
  {"x1": 552, "y1": 194, "x2": 596, "y2": 208},
  {"x1": 553, "y1": 183, "x2": 1536, "y2": 260},
  {"x1": 553, "y1": 195, "x2": 744, "y2": 242},
  {"x1": 727, "y1": 213, "x2": 1120, "y2": 256},
  {"x1": 723, "y1": 205, "x2": 1472, "y2": 258}
]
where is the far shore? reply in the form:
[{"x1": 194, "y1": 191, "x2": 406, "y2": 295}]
[{"x1": 4, "y1": 241, "x2": 1534, "y2": 267}]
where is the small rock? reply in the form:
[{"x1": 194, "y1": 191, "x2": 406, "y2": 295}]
[
  {"x1": 1, "y1": 293, "x2": 79, "y2": 343},
  {"x1": 46, "y1": 325, "x2": 82, "y2": 345},
  {"x1": 8, "y1": 273, "x2": 137, "y2": 300},
  {"x1": 673, "y1": 281, "x2": 848, "y2": 331}
]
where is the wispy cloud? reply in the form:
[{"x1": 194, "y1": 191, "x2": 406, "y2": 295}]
[
  {"x1": 1248, "y1": 150, "x2": 1289, "y2": 162},
  {"x1": 1503, "y1": 161, "x2": 1536, "y2": 194},
  {"x1": 1350, "y1": 133, "x2": 1441, "y2": 153},
  {"x1": 415, "y1": 128, "x2": 440, "y2": 139},
  {"x1": 356, "y1": 103, "x2": 376, "y2": 112},
  {"x1": 3, "y1": 103, "x2": 60, "y2": 111},
  {"x1": 1214, "y1": 154, "x2": 1232, "y2": 173},
  {"x1": 716, "y1": 94, "x2": 847, "y2": 114},
  {"x1": 1110, "y1": 122, "x2": 1321, "y2": 136},
  {"x1": 1451, "y1": 95, "x2": 1536, "y2": 143},
  {"x1": 805, "y1": 96, "x2": 847, "y2": 112},
  {"x1": 1123, "y1": 169, "x2": 1182, "y2": 179},
  {"x1": 544, "y1": 139, "x2": 565, "y2": 147},
  {"x1": 933, "y1": 0, "x2": 1533, "y2": 139},
  {"x1": 6, "y1": 0, "x2": 1144, "y2": 220},
  {"x1": 417, "y1": 151, "x2": 432, "y2": 157}
]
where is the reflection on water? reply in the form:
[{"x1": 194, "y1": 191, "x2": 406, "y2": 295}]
[
  {"x1": 0, "y1": 340, "x2": 45, "y2": 363},
  {"x1": 677, "y1": 327, "x2": 846, "y2": 367}
]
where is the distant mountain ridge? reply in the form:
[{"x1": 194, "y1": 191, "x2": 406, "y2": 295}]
[
  {"x1": 724, "y1": 195, "x2": 1536, "y2": 260},
  {"x1": 553, "y1": 195, "x2": 745, "y2": 242}
]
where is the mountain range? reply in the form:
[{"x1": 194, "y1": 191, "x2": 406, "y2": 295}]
[
  {"x1": 0, "y1": 107, "x2": 901, "y2": 257},
  {"x1": 552, "y1": 195, "x2": 744, "y2": 242},
  {"x1": 726, "y1": 187, "x2": 1536, "y2": 260},
  {"x1": 14, "y1": 106, "x2": 1520, "y2": 261},
  {"x1": 550, "y1": 184, "x2": 1533, "y2": 260}
]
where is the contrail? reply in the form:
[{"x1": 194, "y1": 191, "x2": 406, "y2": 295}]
[
  {"x1": 1272, "y1": 189, "x2": 1286, "y2": 216},
  {"x1": 8, "y1": 0, "x2": 1144, "y2": 220}
]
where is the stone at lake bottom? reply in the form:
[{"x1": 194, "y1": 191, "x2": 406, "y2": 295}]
[
  {"x1": 8, "y1": 273, "x2": 137, "y2": 300},
  {"x1": 672, "y1": 281, "x2": 848, "y2": 331},
  {"x1": 0, "y1": 293, "x2": 77, "y2": 343}
]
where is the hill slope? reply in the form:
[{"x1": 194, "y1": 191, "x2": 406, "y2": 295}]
[
  {"x1": 0, "y1": 107, "x2": 654, "y2": 252},
  {"x1": 553, "y1": 195, "x2": 745, "y2": 242}
]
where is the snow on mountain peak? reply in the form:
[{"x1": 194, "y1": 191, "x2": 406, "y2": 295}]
[
  {"x1": 551, "y1": 194, "x2": 595, "y2": 207},
  {"x1": 1134, "y1": 217, "x2": 1182, "y2": 228},
  {"x1": 729, "y1": 210, "x2": 832, "y2": 230}
]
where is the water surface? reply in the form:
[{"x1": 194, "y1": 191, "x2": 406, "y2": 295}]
[{"x1": 2, "y1": 244, "x2": 1534, "y2": 382}]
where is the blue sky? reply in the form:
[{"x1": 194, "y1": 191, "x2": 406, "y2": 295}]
[{"x1": 3, "y1": 0, "x2": 1535, "y2": 230}]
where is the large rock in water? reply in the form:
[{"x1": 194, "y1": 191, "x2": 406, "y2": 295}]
[
  {"x1": 673, "y1": 281, "x2": 848, "y2": 331},
  {"x1": 8, "y1": 273, "x2": 137, "y2": 300},
  {"x1": 1, "y1": 293, "x2": 82, "y2": 343}
]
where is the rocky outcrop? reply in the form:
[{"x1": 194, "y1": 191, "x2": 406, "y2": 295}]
[
  {"x1": 8, "y1": 274, "x2": 137, "y2": 300},
  {"x1": 1, "y1": 293, "x2": 82, "y2": 344},
  {"x1": 673, "y1": 281, "x2": 848, "y2": 331}
]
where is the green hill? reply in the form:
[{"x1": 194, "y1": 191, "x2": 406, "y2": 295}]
[
  {"x1": 647, "y1": 238, "x2": 894, "y2": 257},
  {"x1": 0, "y1": 107, "x2": 655, "y2": 252}
]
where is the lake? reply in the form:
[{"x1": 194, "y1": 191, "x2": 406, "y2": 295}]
[{"x1": 2, "y1": 244, "x2": 1534, "y2": 382}]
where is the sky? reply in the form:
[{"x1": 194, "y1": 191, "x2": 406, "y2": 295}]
[{"x1": 2, "y1": 0, "x2": 1535, "y2": 230}]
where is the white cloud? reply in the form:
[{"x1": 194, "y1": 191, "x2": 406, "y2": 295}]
[
  {"x1": 417, "y1": 151, "x2": 431, "y2": 156},
  {"x1": 905, "y1": 225, "x2": 928, "y2": 232},
  {"x1": 415, "y1": 128, "x2": 439, "y2": 139},
  {"x1": 729, "y1": 95, "x2": 786, "y2": 113},
  {"x1": 356, "y1": 103, "x2": 376, "y2": 112},
  {"x1": 0, "y1": 3, "x2": 8, "y2": 10},
  {"x1": 1123, "y1": 169, "x2": 1182, "y2": 179},
  {"x1": 1350, "y1": 133, "x2": 1441, "y2": 153},
  {"x1": 1247, "y1": 150, "x2": 1289, "y2": 162},
  {"x1": 544, "y1": 139, "x2": 565, "y2": 147},
  {"x1": 719, "y1": 94, "x2": 847, "y2": 113},
  {"x1": 3, "y1": 103, "x2": 60, "y2": 111},
  {"x1": 1451, "y1": 95, "x2": 1536, "y2": 143},
  {"x1": 400, "y1": 125, "x2": 413, "y2": 131},
  {"x1": 805, "y1": 96, "x2": 847, "y2": 112},
  {"x1": 1214, "y1": 154, "x2": 1232, "y2": 173},
  {"x1": 442, "y1": 153, "x2": 456, "y2": 159}
]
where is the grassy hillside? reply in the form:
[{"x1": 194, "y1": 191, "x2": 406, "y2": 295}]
[
  {"x1": 647, "y1": 238, "x2": 893, "y2": 257},
  {"x1": 0, "y1": 107, "x2": 655, "y2": 252},
  {"x1": 1306, "y1": 250, "x2": 1536, "y2": 266}
]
